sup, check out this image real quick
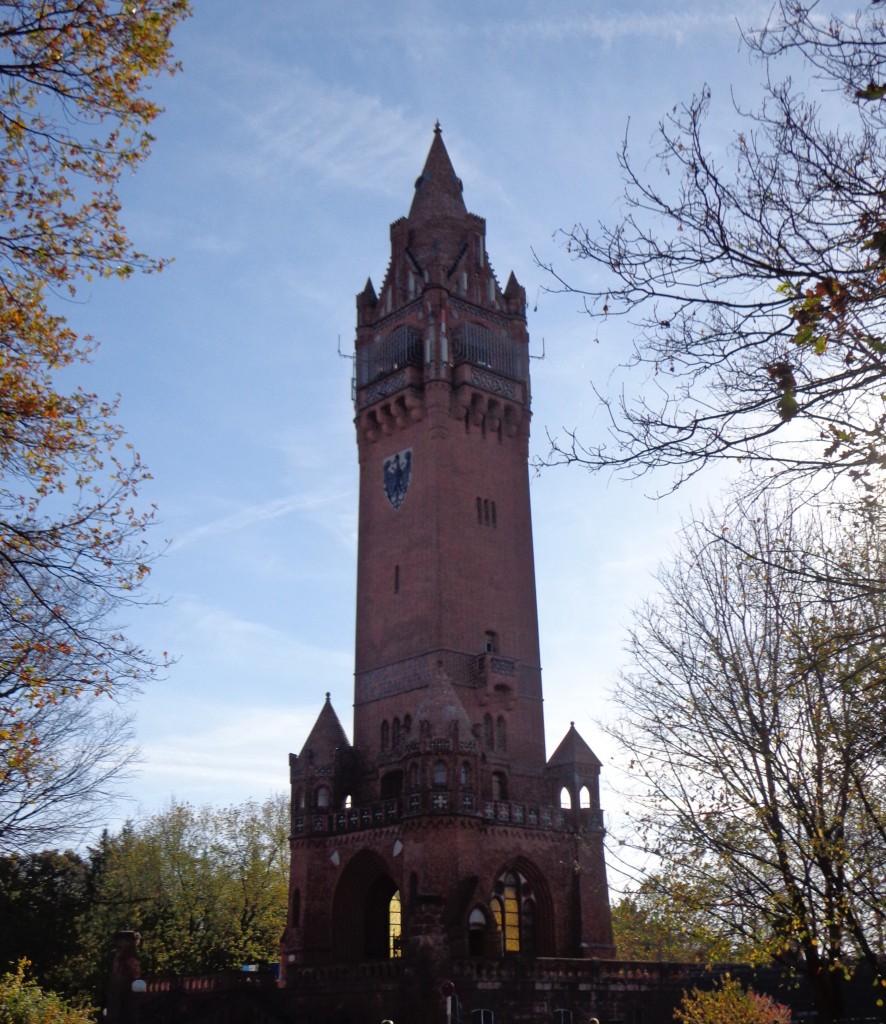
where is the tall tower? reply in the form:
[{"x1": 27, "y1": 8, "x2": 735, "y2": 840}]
[{"x1": 282, "y1": 128, "x2": 614, "y2": 1022}]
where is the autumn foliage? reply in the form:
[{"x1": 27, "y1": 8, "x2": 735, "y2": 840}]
[
  {"x1": 675, "y1": 977, "x2": 791, "y2": 1024},
  {"x1": 0, "y1": 1, "x2": 190, "y2": 826}
]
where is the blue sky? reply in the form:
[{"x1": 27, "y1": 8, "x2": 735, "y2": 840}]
[{"x1": 57, "y1": 2, "x2": 778, "y2": 845}]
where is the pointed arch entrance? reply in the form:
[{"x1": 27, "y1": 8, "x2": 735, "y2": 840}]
[{"x1": 332, "y1": 849, "x2": 402, "y2": 961}]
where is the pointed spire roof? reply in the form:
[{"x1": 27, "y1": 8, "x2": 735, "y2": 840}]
[
  {"x1": 415, "y1": 664, "x2": 474, "y2": 740},
  {"x1": 408, "y1": 122, "x2": 468, "y2": 231},
  {"x1": 298, "y1": 693, "x2": 351, "y2": 764},
  {"x1": 547, "y1": 722, "x2": 602, "y2": 769}
]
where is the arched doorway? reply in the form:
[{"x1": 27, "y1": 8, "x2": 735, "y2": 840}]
[{"x1": 331, "y1": 850, "x2": 403, "y2": 961}]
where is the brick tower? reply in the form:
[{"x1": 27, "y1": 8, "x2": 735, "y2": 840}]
[{"x1": 281, "y1": 127, "x2": 614, "y2": 1021}]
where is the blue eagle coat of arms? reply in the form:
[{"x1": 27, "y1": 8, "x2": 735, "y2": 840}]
[{"x1": 383, "y1": 449, "x2": 412, "y2": 510}]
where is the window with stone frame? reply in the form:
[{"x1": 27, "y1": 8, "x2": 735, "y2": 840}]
[
  {"x1": 491, "y1": 870, "x2": 535, "y2": 955},
  {"x1": 492, "y1": 771, "x2": 508, "y2": 801},
  {"x1": 495, "y1": 714, "x2": 506, "y2": 751}
]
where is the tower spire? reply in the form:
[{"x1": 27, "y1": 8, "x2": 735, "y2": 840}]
[{"x1": 407, "y1": 124, "x2": 467, "y2": 241}]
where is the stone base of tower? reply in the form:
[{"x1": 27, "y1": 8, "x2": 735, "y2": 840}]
[
  {"x1": 108, "y1": 958, "x2": 773, "y2": 1024},
  {"x1": 281, "y1": 810, "x2": 614, "y2": 988},
  {"x1": 279, "y1": 957, "x2": 702, "y2": 1024}
]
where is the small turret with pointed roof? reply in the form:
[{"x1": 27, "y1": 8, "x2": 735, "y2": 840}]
[
  {"x1": 548, "y1": 721, "x2": 602, "y2": 770},
  {"x1": 547, "y1": 722, "x2": 604, "y2": 825},
  {"x1": 293, "y1": 692, "x2": 351, "y2": 770}
]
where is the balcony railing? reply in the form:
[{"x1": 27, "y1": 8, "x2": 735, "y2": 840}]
[{"x1": 293, "y1": 796, "x2": 604, "y2": 837}]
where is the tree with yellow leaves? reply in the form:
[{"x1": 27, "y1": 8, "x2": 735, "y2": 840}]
[
  {"x1": 675, "y1": 978, "x2": 791, "y2": 1024},
  {"x1": 0, "y1": 0, "x2": 190, "y2": 848}
]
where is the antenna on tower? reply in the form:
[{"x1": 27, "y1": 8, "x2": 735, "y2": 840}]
[{"x1": 337, "y1": 335, "x2": 357, "y2": 401}]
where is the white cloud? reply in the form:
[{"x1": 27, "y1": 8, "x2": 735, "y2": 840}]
[{"x1": 173, "y1": 491, "x2": 349, "y2": 549}]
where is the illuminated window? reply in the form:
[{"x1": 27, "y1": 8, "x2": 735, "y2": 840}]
[
  {"x1": 389, "y1": 890, "x2": 402, "y2": 958},
  {"x1": 559, "y1": 786, "x2": 572, "y2": 809},
  {"x1": 491, "y1": 870, "x2": 535, "y2": 955},
  {"x1": 580, "y1": 785, "x2": 591, "y2": 809}
]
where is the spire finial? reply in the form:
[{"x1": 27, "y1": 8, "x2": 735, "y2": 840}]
[
  {"x1": 434, "y1": 119, "x2": 442, "y2": 135},
  {"x1": 325, "y1": 691, "x2": 331, "y2": 702}
]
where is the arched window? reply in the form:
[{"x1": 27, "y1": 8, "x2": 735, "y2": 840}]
[
  {"x1": 381, "y1": 720, "x2": 389, "y2": 750},
  {"x1": 495, "y1": 715, "x2": 506, "y2": 751},
  {"x1": 410, "y1": 762, "x2": 421, "y2": 789},
  {"x1": 484, "y1": 630, "x2": 498, "y2": 653},
  {"x1": 295, "y1": 788, "x2": 305, "y2": 810},
  {"x1": 559, "y1": 786, "x2": 572, "y2": 809},
  {"x1": 403, "y1": 714, "x2": 412, "y2": 736},
  {"x1": 316, "y1": 786, "x2": 331, "y2": 809},
  {"x1": 344, "y1": 793, "x2": 352, "y2": 809},
  {"x1": 492, "y1": 771, "x2": 508, "y2": 801},
  {"x1": 389, "y1": 890, "x2": 402, "y2": 958},
  {"x1": 433, "y1": 761, "x2": 447, "y2": 786},
  {"x1": 468, "y1": 907, "x2": 487, "y2": 956},
  {"x1": 392, "y1": 717, "x2": 401, "y2": 747},
  {"x1": 484, "y1": 714, "x2": 494, "y2": 750},
  {"x1": 460, "y1": 761, "x2": 471, "y2": 786},
  {"x1": 579, "y1": 785, "x2": 591, "y2": 809},
  {"x1": 491, "y1": 870, "x2": 535, "y2": 955}
]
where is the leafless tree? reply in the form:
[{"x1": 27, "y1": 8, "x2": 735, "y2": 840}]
[
  {"x1": 540, "y1": 1, "x2": 886, "y2": 493},
  {"x1": 0, "y1": 692, "x2": 137, "y2": 853},
  {"x1": 611, "y1": 493, "x2": 886, "y2": 1023}
]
